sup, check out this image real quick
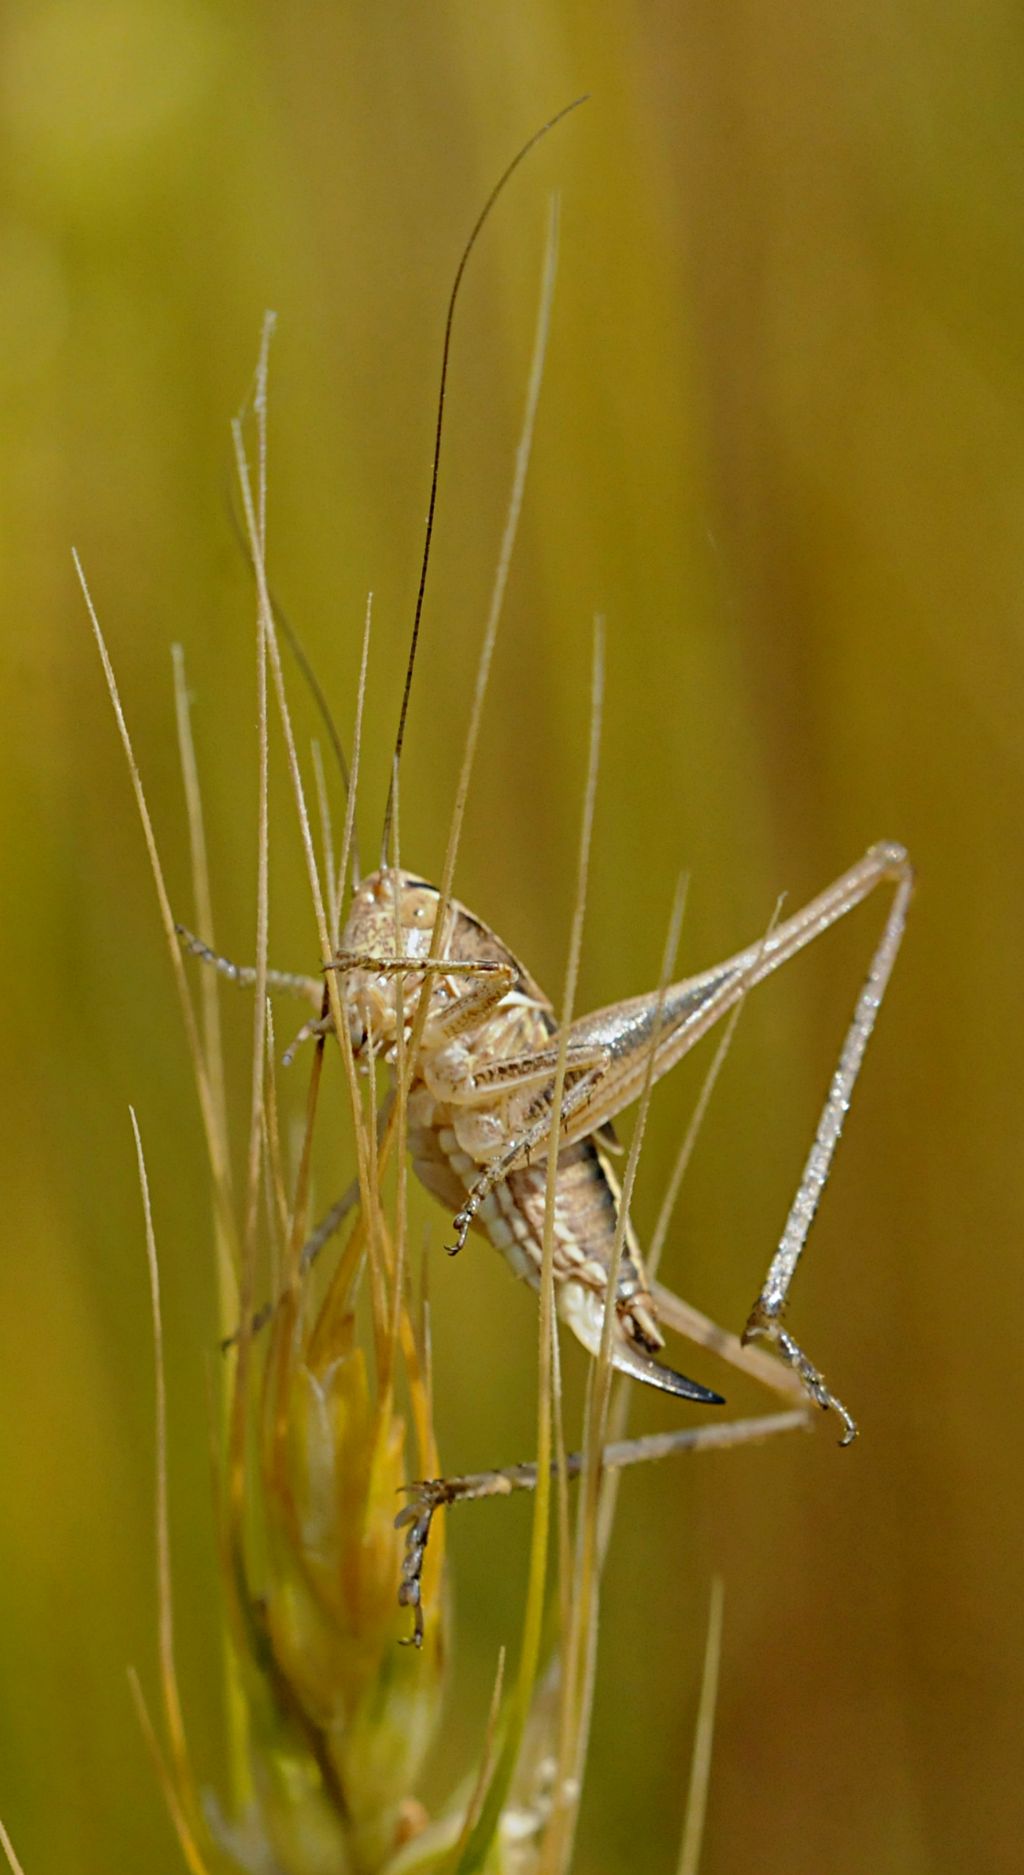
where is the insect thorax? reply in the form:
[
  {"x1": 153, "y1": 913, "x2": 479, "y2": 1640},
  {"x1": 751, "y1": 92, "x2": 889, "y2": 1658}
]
[{"x1": 338, "y1": 867, "x2": 551, "y2": 1068}]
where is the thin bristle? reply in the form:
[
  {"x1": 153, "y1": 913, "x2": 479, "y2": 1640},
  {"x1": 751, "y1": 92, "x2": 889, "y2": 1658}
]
[
  {"x1": 449, "y1": 1646, "x2": 508, "y2": 1862},
  {"x1": 0, "y1": 1818, "x2": 28, "y2": 1875},
  {"x1": 172, "y1": 645, "x2": 230, "y2": 1204},
  {"x1": 530, "y1": 623, "x2": 605, "y2": 1875},
  {"x1": 77, "y1": 551, "x2": 238, "y2": 1262},
  {"x1": 130, "y1": 1112, "x2": 193, "y2": 1801},
  {"x1": 332, "y1": 589, "x2": 373, "y2": 935},
  {"x1": 231, "y1": 315, "x2": 274, "y2": 1283},
  {"x1": 127, "y1": 1669, "x2": 211, "y2": 1875},
  {"x1": 311, "y1": 737, "x2": 338, "y2": 937},
  {"x1": 676, "y1": 1578, "x2": 726, "y2": 1875}
]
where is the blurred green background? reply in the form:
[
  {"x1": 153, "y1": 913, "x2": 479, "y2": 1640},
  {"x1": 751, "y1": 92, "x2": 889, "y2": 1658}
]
[{"x1": 1, "y1": 5, "x2": 1022, "y2": 1872}]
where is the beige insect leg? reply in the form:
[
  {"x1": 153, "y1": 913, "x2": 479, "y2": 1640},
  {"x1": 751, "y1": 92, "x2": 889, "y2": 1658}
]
[
  {"x1": 557, "y1": 842, "x2": 914, "y2": 1149},
  {"x1": 651, "y1": 1283, "x2": 808, "y2": 1407},
  {"x1": 425, "y1": 1039, "x2": 609, "y2": 1107},
  {"x1": 327, "y1": 951, "x2": 516, "y2": 1036},
  {"x1": 282, "y1": 1017, "x2": 336, "y2": 1066},
  {"x1": 741, "y1": 859, "x2": 914, "y2": 1443},
  {"x1": 395, "y1": 1408, "x2": 808, "y2": 1647},
  {"x1": 328, "y1": 951, "x2": 509, "y2": 989},
  {"x1": 325, "y1": 958, "x2": 608, "y2": 1112},
  {"x1": 274, "y1": 956, "x2": 511, "y2": 1066},
  {"x1": 304, "y1": 952, "x2": 513, "y2": 1066},
  {"x1": 447, "y1": 1060, "x2": 611, "y2": 1253},
  {"x1": 423, "y1": 964, "x2": 518, "y2": 1040},
  {"x1": 176, "y1": 924, "x2": 322, "y2": 1005}
]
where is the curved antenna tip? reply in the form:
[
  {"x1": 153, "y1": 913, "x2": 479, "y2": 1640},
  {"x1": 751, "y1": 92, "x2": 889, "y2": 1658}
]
[{"x1": 379, "y1": 95, "x2": 588, "y2": 868}]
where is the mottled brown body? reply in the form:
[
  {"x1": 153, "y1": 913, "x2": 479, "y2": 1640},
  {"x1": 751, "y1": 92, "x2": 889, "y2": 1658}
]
[{"x1": 337, "y1": 868, "x2": 709, "y2": 1398}]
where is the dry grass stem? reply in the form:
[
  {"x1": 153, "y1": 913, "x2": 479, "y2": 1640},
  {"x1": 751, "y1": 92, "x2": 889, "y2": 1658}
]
[
  {"x1": 0, "y1": 1819, "x2": 28, "y2": 1875},
  {"x1": 529, "y1": 624, "x2": 605, "y2": 1875},
  {"x1": 676, "y1": 1578, "x2": 725, "y2": 1875},
  {"x1": 77, "y1": 552, "x2": 238, "y2": 1265},
  {"x1": 130, "y1": 1111, "x2": 194, "y2": 1806}
]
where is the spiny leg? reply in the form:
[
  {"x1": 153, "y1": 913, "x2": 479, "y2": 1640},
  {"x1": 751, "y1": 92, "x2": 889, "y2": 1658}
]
[
  {"x1": 651, "y1": 1283, "x2": 808, "y2": 1407},
  {"x1": 176, "y1": 924, "x2": 322, "y2": 1004},
  {"x1": 395, "y1": 1408, "x2": 808, "y2": 1647},
  {"x1": 424, "y1": 1038, "x2": 610, "y2": 1108},
  {"x1": 742, "y1": 853, "x2": 914, "y2": 1442},
  {"x1": 446, "y1": 1058, "x2": 611, "y2": 1254},
  {"x1": 546, "y1": 842, "x2": 914, "y2": 1434},
  {"x1": 176, "y1": 924, "x2": 335, "y2": 1066},
  {"x1": 281, "y1": 1012, "x2": 335, "y2": 1066},
  {"x1": 181, "y1": 933, "x2": 516, "y2": 1035},
  {"x1": 290, "y1": 952, "x2": 514, "y2": 1062},
  {"x1": 326, "y1": 950, "x2": 516, "y2": 1035},
  {"x1": 556, "y1": 842, "x2": 914, "y2": 1150},
  {"x1": 328, "y1": 950, "x2": 510, "y2": 994}
]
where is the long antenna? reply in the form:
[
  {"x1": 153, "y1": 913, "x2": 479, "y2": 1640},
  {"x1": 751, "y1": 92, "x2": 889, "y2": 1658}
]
[{"x1": 379, "y1": 94, "x2": 588, "y2": 868}]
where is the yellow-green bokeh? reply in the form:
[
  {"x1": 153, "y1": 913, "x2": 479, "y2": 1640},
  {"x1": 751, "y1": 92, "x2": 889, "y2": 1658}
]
[{"x1": 1, "y1": 6, "x2": 1021, "y2": 1872}]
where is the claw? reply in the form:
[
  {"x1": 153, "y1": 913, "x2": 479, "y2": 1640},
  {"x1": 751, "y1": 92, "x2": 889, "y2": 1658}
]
[{"x1": 447, "y1": 1206, "x2": 473, "y2": 1255}]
